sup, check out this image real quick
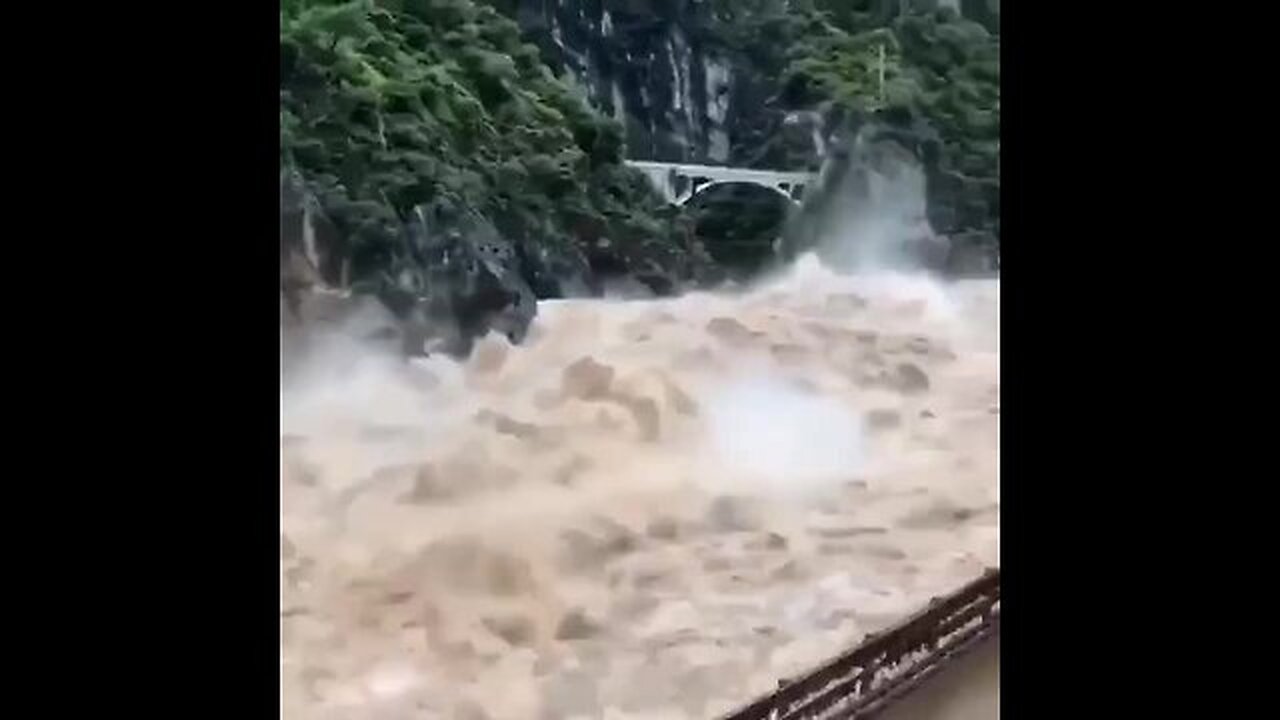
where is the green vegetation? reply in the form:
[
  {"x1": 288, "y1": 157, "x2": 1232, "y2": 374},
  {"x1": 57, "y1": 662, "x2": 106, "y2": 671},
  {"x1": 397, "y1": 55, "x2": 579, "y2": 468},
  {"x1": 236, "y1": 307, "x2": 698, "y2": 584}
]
[
  {"x1": 280, "y1": 0, "x2": 699, "y2": 297},
  {"x1": 280, "y1": 0, "x2": 999, "y2": 295},
  {"x1": 706, "y1": 0, "x2": 1000, "y2": 248}
]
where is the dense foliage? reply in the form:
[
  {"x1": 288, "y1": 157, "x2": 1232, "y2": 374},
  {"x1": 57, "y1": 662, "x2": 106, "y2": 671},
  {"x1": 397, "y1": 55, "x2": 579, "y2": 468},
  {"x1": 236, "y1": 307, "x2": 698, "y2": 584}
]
[
  {"x1": 281, "y1": 0, "x2": 999, "y2": 297},
  {"x1": 280, "y1": 0, "x2": 699, "y2": 297},
  {"x1": 704, "y1": 0, "x2": 1000, "y2": 252}
]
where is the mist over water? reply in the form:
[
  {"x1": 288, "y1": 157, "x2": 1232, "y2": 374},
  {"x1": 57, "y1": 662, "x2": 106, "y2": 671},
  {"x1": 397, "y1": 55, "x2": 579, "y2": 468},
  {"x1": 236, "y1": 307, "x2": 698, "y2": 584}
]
[
  {"x1": 281, "y1": 158, "x2": 999, "y2": 719},
  {"x1": 703, "y1": 374, "x2": 865, "y2": 498}
]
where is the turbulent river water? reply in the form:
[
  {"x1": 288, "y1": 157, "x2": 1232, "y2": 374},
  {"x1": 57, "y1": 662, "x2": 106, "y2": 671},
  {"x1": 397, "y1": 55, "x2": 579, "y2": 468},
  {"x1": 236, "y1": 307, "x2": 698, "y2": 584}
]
[{"x1": 281, "y1": 254, "x2": 999, "y2": 719}]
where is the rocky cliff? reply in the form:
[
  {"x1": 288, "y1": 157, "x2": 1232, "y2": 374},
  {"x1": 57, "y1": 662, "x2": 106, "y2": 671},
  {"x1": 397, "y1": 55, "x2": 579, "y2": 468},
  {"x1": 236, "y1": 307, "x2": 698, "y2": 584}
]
[
  {"x1": 498, "y1": 0, "x2": 1000, "y2": 271},
  {"x1": 497, "y1": 2, "x2": 997, "y2": 164},
  {"x1": 280, "y1": 0, "x2": 999, "y2": 358},
  {"x1": 493, "y1": 0, "x2": 825, "y2": 168},
  {"x1": 281, "y1": 0, "x2": 726, "y2": 356}
]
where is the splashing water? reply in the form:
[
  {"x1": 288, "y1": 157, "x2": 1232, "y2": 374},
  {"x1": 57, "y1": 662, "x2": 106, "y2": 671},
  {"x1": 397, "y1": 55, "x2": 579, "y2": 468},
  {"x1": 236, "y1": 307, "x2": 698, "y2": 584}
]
[
  {"x1": 702, "y1": 375, "x2": 865, "y2": 498},
  {"x1": 281, "y1": 254, "x2": 998, "y2": 719}
]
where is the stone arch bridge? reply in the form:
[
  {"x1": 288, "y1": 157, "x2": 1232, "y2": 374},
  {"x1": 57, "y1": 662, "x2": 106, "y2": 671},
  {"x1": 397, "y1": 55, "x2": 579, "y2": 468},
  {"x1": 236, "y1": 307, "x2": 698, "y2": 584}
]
[{"x1": 626, "y1": 160, "x2": 816, "y2": 206}]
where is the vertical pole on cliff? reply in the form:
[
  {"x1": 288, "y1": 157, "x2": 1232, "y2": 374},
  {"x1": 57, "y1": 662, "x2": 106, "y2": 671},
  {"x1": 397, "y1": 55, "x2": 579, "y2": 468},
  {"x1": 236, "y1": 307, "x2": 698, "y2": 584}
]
[{"x1": 877, "y1": 42, "x2": 886, "y2": 108}]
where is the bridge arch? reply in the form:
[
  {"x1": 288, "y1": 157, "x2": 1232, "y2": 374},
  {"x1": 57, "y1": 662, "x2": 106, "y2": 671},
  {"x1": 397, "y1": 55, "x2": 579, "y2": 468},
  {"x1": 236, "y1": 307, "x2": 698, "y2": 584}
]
[
  {"x1": 678, "y1": 178, "x2": 807, "y2": 207},
  {"x1": 626, "y1": 160, "x2": 815, "y2": 207}
]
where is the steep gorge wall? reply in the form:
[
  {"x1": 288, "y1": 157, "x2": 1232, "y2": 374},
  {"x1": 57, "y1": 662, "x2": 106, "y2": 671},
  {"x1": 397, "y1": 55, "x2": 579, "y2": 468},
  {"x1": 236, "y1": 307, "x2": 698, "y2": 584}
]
[
  {"x1": 496, "y1": 1, "x2": 1000, "y2": 273},
  {"x1": 497, "y1": 1, "x2": 997, "y2": 169},
  {"x1": 497, "y1": 1, "x2": 763, "y2": 165}
]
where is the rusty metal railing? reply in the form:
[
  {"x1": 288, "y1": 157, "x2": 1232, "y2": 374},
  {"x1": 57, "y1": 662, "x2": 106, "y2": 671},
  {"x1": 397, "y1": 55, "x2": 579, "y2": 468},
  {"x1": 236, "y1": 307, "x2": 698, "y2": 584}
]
[{"x1": 718, "y1": 568, "x2": 1000, "y2": 720}]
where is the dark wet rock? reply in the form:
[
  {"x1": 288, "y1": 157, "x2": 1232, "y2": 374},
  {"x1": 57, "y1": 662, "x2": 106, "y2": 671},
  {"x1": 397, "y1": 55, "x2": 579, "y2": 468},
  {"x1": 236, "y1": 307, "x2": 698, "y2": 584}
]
[
  {"x1": 946, "y1": 231, "x2": 999, "y2": 275},
  {"x1": 516, "y1": 237, "x2": 597, "y2": 300},
  {"x1": 281, "y1": 174, "x2": 538, "y2": 361},
  {"x1": 908, "y1": 233, "x2": 953, "y2": 272},
  {"x1": 780, "y1": 99, "x2": 998, "y2": 273},
  {"x1": 389, "y1": 203, "x2": 539, "y2": 357}
]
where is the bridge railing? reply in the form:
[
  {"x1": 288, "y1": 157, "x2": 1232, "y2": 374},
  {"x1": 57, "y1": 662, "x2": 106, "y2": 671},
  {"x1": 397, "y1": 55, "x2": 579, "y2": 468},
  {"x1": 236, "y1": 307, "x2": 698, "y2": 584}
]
[{"x1": 624, "y1": 160, "x2": 816, "y2": 206}]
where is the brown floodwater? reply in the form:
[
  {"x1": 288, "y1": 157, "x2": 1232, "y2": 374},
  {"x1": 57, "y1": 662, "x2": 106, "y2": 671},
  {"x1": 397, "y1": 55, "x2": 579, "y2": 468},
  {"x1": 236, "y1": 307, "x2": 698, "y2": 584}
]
[{"x1": 281, "y1": 255, "x2": 998, "y2": 719}]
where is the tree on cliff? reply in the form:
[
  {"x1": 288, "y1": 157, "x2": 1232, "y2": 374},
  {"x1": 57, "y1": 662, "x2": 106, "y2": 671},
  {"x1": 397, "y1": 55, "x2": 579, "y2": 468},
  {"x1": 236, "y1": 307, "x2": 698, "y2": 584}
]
[
  {"x1": 280, "y1": 0, "x2": 707, "y2": 304},
  {"x1": 704, "y1": 0, "x2": 999, "y2": 261}
]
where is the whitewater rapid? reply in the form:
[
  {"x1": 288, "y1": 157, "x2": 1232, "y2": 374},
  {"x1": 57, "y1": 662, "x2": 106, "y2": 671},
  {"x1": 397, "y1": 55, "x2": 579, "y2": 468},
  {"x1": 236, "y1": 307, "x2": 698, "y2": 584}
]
[{"x1": 281, "y1": 255, "x2": 998, "y2": 719}]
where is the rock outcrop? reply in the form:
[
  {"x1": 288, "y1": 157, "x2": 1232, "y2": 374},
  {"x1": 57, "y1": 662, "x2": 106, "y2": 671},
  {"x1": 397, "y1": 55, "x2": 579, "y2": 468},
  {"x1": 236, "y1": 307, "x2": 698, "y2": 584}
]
[
  {"x1": 503, "y1": 1, "x2": 999, "y2": 272},
  {"x1": 281, "y1": 173, "x2": 537, "y2": 359}
]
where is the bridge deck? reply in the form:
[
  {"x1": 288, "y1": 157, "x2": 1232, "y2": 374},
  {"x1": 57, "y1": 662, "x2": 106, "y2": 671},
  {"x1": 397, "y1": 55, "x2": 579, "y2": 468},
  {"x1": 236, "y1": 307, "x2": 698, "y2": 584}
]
[
  {"x1": 625, "y1": 160, "x2": 815, "y2": 205},
  {"x1": 625, "y1": 160, "x2": 812, "y2": 185}
]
